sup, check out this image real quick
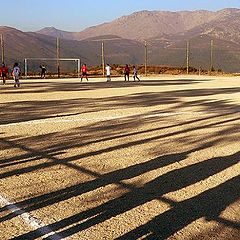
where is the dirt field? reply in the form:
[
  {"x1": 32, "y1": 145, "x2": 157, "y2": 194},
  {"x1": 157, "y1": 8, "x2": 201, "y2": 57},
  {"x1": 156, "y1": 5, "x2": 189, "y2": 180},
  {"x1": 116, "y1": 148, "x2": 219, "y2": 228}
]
[{"x1": 0, "y1": 75, "x2": 239, "y2": 240}]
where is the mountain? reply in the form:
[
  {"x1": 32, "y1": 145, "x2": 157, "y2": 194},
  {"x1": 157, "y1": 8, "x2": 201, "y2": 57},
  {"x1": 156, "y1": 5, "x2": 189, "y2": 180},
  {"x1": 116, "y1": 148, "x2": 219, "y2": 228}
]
[
  {"x1": 37, "y1": 27, "x2": 81, "y2": 41},
  {"x1": 0, "y1": 26, "x2": 57, "y2": 63},
  {"x1": 74, "y1": 10, "x2": 217, "y2": 41},
  {"x1": 2, "y1": 8, "x2": 240, "y2": 73},
  {"x1": 0, "y1": 27, "x2": 144, "y2": 72},
  {"x1": 37, "y1": 9, "x2": 240, "y2": 41}
]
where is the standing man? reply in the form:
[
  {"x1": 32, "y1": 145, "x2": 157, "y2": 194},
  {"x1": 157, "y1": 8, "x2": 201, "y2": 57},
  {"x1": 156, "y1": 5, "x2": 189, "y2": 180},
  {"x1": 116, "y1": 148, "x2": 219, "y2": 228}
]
[
  {"x1": 40, "y1": 64, "x2": 47, "y2": 78},
  {"x1": 124, "y1": 64, "x2": 130, "y2": 81},
  {"x1": 81, "y1": 63, "x2": 89, "y2": 82},
  {"x1": 133, "y1": 66, "x2": 140, "y2": 81},
  {"x1": 106, "y1": 64, "x2": 111, "y2": 82},
  {"x1": 1, "y1": 63, "x2": 8, "y2": 85},
  {"x1": 12, "y1": 62, "x2": 21, "y2": 88}
]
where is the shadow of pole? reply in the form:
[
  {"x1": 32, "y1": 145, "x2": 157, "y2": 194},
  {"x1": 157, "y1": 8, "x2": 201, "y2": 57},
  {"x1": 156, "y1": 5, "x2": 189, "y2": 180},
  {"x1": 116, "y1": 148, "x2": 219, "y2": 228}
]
[
  {"x1": 12, "y1": 151, "x2": 239, "y2": 239},
  {"x1": 117, "y1": 176, "x2": 240, "y2": 240}
]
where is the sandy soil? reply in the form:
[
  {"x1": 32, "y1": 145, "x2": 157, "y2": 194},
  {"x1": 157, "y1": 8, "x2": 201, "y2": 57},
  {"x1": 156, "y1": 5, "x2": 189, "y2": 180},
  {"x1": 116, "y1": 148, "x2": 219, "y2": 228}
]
[{"x1": 0, "y1": 75, "x2": 239, "y2": 240}]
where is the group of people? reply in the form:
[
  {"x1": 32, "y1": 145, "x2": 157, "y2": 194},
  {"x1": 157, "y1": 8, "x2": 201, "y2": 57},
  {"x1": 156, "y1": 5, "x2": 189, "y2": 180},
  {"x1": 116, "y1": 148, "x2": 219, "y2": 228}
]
[
  {"x1": 80, "y1": 63, "x2": 141, "y2": 82},
  {"x1": 0, "y1": 62, "x2": 21, "y2": 87},
  {"x1": 123, "y1": 64, "x2": 140, "y2": 82},
  {"x1": 1, "y1": 62, "x2": 141, "y2": 87},
  {"x1": 40, "y1": 63, "x2": 140, "y2": 82},
  {"x1": 1, "y1": 63, "x2": 46, "y2": 87}
]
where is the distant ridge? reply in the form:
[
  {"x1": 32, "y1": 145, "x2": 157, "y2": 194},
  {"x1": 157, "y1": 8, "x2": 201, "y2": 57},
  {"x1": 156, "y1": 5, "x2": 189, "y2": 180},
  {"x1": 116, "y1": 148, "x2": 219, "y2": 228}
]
[
  {"x1": 36, "y1": 8, "x2": 240, "y2": 41},
  {"x1": 0, "y1": 27, "x2": 144, "y2": 69},
  {"x1": 1, "y1": 8, "x2": 240, "y2": 72},
  {"x1": 37, "y1": 27, "x2": 80, "y2": 40}
]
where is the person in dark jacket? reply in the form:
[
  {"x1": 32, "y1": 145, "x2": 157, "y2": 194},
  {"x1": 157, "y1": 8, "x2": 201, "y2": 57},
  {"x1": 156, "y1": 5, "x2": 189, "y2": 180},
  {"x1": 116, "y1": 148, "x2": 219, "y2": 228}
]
[
  {"x1": 40, "y1": 64, "x2": 47, "y2": 78},
  {"x1": 0, "y1": 63, "x2": 8, "y2": 85},
  {"x1": 124, "y1": 64, "x2": 130, "y2": 81}
]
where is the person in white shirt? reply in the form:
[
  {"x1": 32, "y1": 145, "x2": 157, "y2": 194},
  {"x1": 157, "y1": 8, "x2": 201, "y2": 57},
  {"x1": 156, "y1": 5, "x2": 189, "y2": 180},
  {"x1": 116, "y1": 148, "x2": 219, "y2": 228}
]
[
  {"x1": 106, "y1": 64, "x2": 111, "y2": 82},
  {"x1": 133, "y1": 66, "x2": 140, "y2": 81},
  {"x1": 12, "y1": 62, "x2": 21, "y2": 88}
]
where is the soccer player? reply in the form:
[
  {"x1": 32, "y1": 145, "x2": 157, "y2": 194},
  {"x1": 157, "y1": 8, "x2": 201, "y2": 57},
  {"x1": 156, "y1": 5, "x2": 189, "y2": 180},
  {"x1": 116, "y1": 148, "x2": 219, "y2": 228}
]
[
  {"x1": 12, "y1": 62, "x2": 21, "y2": 88},
  {"x1": 1, "y1": 63, "x2": 8, "y2": 85},
  {"x1": 81, "y1": 64, "x2": 88, "y2": 82},
  {"x1": 124, "y1": 64, "x2": 130, "y2": 81},
  {"x1": 106, "y1": 64, "x2": 111, "y2": 82},
  {"x1": 40, "y1": 64, "x2": 47, "y2": 78},
  {"x1": 133, "y1": 66, "x2": 140, "y2": 81}
]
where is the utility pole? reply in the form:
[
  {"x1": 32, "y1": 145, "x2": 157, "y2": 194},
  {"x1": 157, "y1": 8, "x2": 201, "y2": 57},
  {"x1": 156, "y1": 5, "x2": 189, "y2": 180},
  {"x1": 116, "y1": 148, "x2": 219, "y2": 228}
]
[
  {"x1": 101, "y1": 42, "x2": 105, "y2": 77},
  {"x1": 77, "y1": 59, "x2": 81, "y2": 78},
  {"x1": 210, "y1": 39, "x2": 214, "y2": 72},
  {"x1": 145, "y1": 40, "x2": 147, "y2": 76},
  {"x1": 1, "y1": 34, "x2": 4, "y2": 64},
  {"x1": 57, "y1": 37, "x2": 60, "y2": 78},
  {"x1": 186, "y1": 41, "x2": 189, "y2": 74},
  {"x1": 24, "y1": 59, "x2": 27, "y2": 79}
]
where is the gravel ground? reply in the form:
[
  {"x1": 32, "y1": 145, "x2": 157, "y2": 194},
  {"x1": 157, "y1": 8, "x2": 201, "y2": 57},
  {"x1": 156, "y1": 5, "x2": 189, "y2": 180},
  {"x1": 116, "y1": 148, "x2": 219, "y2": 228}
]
[{"x1": 0, "y1": 75, "x2": 239, "y2": 240}]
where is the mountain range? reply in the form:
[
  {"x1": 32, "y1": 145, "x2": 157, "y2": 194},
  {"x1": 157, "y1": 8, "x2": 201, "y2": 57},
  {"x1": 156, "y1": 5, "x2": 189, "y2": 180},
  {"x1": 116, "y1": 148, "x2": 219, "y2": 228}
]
[{"x1": 1, "y1": 8, "x2": 240, "y2": 73}]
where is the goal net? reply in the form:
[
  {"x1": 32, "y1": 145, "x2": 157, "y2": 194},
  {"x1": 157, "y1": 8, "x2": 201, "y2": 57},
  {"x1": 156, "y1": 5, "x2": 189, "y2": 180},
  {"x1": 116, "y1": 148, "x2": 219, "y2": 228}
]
[{"x1": 24, "y1": 58, "x2": 81, "y2": 78}]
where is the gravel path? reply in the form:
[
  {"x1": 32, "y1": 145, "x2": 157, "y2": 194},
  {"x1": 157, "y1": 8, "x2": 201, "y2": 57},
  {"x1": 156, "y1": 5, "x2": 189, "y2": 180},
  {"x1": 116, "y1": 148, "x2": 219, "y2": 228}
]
[{"x1": 0, "y1": 75, "x2": 239, "y2": 239}]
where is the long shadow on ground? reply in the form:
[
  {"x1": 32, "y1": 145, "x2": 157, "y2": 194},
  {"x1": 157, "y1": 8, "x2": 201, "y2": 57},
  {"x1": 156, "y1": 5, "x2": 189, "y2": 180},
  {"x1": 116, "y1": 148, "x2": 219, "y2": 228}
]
[{"x1": 11, "y1": 151, "x2": 240, "y2": 240}]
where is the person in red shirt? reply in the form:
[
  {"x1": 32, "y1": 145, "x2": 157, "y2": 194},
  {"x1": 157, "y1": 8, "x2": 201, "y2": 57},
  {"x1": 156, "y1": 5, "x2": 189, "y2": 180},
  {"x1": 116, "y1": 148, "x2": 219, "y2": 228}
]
[
  {"x1": 124, "y1": 64, "x2": 130, "y2": 81},
  {"x1": 81, "y1": 64, "x2": 89, "y2": 82},
  {"x1": 1, "y1": 63, "x2": 8, "y2": 85}
]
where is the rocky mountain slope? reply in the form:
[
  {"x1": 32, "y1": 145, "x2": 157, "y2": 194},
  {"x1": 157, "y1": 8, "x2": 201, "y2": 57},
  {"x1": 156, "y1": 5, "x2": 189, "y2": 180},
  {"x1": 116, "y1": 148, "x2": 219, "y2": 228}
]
[
  {"x1": 1, "y1": 8, "x2": 240, "y2": 72},
  {"x1": 37, "y1": 8, "x2": 240, "y2": 42},
  {"x1": 0, "y1": 27, "x2": 144, "y2": 72}
]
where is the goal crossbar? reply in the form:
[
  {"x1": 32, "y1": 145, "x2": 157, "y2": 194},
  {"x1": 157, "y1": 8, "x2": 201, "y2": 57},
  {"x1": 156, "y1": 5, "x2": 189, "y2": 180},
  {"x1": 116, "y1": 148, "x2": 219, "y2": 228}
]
[{"x1": 24, "y1": 58, "x2": 81, "y2": 78}]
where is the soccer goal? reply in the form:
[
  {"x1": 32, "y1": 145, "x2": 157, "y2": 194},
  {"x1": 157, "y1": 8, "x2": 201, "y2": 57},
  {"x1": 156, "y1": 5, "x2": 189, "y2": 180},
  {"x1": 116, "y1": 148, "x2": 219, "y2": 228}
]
[{"x1": 24, "y1": 58, "x2": 81, "y2": 79}]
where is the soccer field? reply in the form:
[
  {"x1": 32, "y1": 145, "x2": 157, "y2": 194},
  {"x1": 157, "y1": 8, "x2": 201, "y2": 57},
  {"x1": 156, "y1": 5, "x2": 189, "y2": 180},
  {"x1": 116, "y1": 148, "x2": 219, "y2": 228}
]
[{"x1": 0, "y1": 75, "x2": 240, "y2": 240}]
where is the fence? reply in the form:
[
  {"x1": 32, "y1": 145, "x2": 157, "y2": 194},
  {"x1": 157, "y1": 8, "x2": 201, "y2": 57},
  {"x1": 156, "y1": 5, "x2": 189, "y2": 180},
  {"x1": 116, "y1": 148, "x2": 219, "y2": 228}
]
[{"x1": 1, "y1": 33, "x2": 240, "y2": 77}]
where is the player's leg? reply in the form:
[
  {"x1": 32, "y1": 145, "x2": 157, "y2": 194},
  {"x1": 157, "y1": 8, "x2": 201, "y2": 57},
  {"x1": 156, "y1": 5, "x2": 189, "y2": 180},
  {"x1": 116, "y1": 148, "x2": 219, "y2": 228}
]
[
  {"x1": 2, "y1": 74, "x2": 6, "y2": 84},
  {"x1": 14, "y1": 76, "x2": 17, "y2": 87},
  {"x1": 17, "y1": 77, "x2": 20, "y2": 87}
]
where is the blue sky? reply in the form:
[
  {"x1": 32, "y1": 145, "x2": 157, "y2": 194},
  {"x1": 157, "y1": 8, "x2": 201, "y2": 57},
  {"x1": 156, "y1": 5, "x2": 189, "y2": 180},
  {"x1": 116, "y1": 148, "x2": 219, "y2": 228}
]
[{"x1": 1, "y1": 0, "x2": 240, "y2": 32}]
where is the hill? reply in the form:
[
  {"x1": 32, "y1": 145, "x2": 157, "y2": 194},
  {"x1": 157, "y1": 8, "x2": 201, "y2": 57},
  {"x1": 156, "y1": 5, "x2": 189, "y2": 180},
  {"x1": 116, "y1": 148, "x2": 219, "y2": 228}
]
[
  {"x1": 0, "y1": 27, "x2": 144, "y2": 72},
  {"x1": 2, "y1": 8, "x2": 240, "y2": 73},
  {"x1": 37, "y1": 9, "x2": 240, "y2": 42}
]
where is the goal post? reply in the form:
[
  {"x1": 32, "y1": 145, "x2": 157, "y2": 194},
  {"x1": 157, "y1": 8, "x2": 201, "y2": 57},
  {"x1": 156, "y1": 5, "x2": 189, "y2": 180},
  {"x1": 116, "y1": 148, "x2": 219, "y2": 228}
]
[{"x1": 24, "y1": 58, "x2": 81, "y2": 79}]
